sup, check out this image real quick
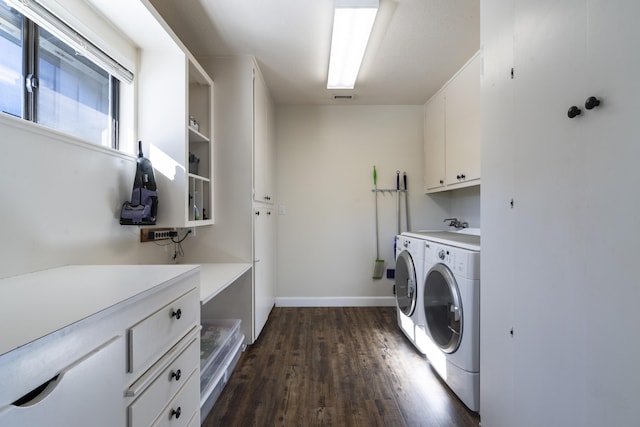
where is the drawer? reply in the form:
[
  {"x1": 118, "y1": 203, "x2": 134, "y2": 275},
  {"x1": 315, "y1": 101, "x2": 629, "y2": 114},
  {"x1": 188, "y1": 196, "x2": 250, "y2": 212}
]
[
  {"x1": 152, "y1": 369, "x2": 200, "y2": 427},
  {"x1": 0, "y1": 336, "x2": 123, "y2": 427},
  {"x1": 128, "y1": 337, "x2": 199, "y2": 427},
  {"x1": 186, "y1": 409, "x2": 200, "y2": 427},
  {"x1": 129, "y1": 288, "x2": 199, "y2": 373}
]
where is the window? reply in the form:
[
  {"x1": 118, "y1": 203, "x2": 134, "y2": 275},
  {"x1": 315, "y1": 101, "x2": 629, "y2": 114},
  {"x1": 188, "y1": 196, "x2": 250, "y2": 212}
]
[
  {"x1": 0, "y1": 4, "x2": 22, "y2": 118},
  {"x1": 0, "y1": 2, "x2": 124, "y2": 148}
]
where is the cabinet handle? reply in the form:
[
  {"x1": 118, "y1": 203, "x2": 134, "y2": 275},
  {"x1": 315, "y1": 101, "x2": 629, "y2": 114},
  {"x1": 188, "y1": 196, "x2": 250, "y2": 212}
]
[
  {"x1": 585, "y1": 96, "x2": 601, "y2": 110},
  {"x1": 12, "y1": 375, "x2": 60, "y2": 406},
  {"x1": 171, "y1": 308, "x2": 182, "y2": 320},
  {"x1": 567, "y1": 105, "x2": 581, "y2": 118},
  {"x1": 255, "y1": 210, "x2": 260, "y2": 215},
  {"x1": 170, "y1": 407, "x2": 182, "y2": 419},
  {"x1": 439, "y1": 179, "x2": 444, "y2": 185},
  {"x1": 461, "y1": 174, "x2": 466, "y2": 180},
  {"x1": 456, "y1": 174, "x2": 461, "y2": 180},
  {"x1": 170, "y1": 369, "x2": 182, "y2": 381}
]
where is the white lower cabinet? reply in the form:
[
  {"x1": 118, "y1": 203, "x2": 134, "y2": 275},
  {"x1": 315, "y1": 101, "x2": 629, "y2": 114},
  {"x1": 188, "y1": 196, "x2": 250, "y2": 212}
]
[
  {"x1": 0, "y1": 265, "x2": 201, "y2": 427},
  {"x1": 151, "y1": 369, "x2": 200, "y2": 427},
  {"x1": 128, "y1": 336, "x2": 199, "y2": 426},
  {"x1": 254, "y1": 207, "x2": 276, "y2": 339},
  {"x1": 128, "y1": 288, "x2": 200, "y2": 373},
  {"x1": 0, "y1": 336, "x2": 123, "y2": 427}
]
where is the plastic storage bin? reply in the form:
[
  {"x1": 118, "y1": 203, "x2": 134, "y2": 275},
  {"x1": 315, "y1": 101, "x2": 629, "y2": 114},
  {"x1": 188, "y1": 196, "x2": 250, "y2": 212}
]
[
  {"x1": 200, "y1": 319, "x2": 244, "y2": 420},
  {"x1": 200, "y1": 332, "x2": 244, "y2": 420}
]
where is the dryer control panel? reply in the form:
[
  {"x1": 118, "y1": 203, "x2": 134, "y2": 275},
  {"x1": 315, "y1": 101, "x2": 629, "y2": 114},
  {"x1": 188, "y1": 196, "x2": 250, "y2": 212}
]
[{"x1": 424, "y1": 242, "x2": 480, "y2": 280}]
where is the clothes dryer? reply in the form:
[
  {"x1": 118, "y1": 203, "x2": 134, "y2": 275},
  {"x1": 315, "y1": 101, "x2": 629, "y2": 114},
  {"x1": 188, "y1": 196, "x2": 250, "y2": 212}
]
[
  {"x1": 394, "y1": 234, "x2": 426, "y2": 354},
  {"x1": 418, "y1": 232, "x2": 480, "y2": 412}
]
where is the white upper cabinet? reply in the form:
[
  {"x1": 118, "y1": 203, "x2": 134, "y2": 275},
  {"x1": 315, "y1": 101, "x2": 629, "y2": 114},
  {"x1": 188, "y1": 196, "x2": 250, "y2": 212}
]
[
  {"x1": 445, "y1": 53, "x2": 481, "y2": 186},
  {"x1": 253, "y1": 66, "x2": 276, "y2": 205},
  {"x1": 424, "y1": 90, "x2": 446, "y2": 191},
  {"x1": 423, "y1": 51, "x2": 481, "y2": 193}
]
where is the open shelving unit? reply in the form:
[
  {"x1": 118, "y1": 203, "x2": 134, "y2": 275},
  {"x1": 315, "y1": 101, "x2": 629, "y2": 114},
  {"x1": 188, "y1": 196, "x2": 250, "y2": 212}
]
[{"x1": 186, "y1": 61, "x2": 213, "y2": 225}]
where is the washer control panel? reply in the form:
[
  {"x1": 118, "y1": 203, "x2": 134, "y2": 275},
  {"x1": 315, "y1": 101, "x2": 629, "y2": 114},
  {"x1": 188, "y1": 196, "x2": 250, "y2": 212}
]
[{"x1": 396, "y1": 235, "x2": 425, "y2": 262}]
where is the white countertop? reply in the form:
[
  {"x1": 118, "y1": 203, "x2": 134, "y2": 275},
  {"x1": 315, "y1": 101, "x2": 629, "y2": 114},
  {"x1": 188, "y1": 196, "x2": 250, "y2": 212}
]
[
  {"x1": 199, "y1": 263, "x2": 252, "y2": 305},
  {"x1": 0, "y1": 264, "x2": 200, "y2": 356}
]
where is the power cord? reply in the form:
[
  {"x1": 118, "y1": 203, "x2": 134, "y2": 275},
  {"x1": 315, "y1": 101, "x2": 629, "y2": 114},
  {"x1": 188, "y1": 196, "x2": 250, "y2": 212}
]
[
  {"x1": 170, "y1": 229, "x2": 192, "y2": 262},
  {"x1": 171, "y1": 229, "x2": 192, "y2": 244}
]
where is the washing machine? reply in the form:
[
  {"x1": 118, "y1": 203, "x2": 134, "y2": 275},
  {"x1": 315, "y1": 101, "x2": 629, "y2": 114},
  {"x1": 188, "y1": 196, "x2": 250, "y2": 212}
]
[
  {"x1": 408, "y1": 231, "x2": 480, "y2": 412},
  {"x1": 394, "y1": 234, "x2": 426, "y2": 354}
]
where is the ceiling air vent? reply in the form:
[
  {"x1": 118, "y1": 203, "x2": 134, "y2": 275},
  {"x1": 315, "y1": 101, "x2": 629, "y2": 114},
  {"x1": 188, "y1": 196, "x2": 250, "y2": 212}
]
[{"x1": 333, "y1": 94, "x2": 354, "y2": 100}]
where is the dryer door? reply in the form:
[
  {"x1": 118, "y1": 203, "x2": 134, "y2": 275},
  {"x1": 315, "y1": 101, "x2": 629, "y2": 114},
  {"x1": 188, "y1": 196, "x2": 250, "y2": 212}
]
[
  {"x1": 423, "y1": 263, "x2": 462, "y2": 353},
  {"x1": 395, "y1": 250, "x2": 417, "y2": 317}
]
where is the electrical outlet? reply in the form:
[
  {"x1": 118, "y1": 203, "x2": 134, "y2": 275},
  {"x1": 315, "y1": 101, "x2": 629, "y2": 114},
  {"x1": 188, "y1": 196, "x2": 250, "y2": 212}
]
[{"x1": 140, "y1": 228, "x2": 177, "y2": 242}]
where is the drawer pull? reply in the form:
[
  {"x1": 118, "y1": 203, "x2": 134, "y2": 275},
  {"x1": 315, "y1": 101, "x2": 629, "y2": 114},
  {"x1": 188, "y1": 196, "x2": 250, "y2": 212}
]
[
  {"x1": 171, "y1": 369, "x2": 182, "y2": 381},
  {"x1": 170, "y1": 407, "x2": 182, "y2": 419},
  {"x1": 171, "y1": 308, "x2": 182, "y2": 320},
  {"x1": 12, "y1": 375, "x2": 60, "y2": 406}
]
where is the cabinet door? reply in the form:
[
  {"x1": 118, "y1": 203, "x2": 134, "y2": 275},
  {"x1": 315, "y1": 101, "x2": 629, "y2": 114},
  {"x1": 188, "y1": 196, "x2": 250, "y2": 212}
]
[
  {"x1": 254, "y1": 207, "x2": 275, "y2": 339},
  {"x1": 484, "y1": 1, "x2": 640, "y2": 425},
  {"x1": 0, "y1": 336, "x2": 123, "y2": 427},
  {"x1": 479, "y1": 1, "x2": 516, "y2": 426},
  {"x1": 253, "y1": 68, "x2": 274, "y2": 204},
  {"x1": 445, "y1": 54, "x2": 481, "y2": 185},
  {"x1": 578, "y1": 2, "x2": 640, "y2": 425},
  {"x1": 423, "y1": 90, "x2": 446, "y2": 191},
  {"x1": 511, "y1": 0, "x2": 587, "y2": 425}
]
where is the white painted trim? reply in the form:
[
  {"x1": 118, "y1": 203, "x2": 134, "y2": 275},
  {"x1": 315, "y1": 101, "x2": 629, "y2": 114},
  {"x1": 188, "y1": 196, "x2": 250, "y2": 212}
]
[
  {"x1": 0, "y1": 113, "x2": 134, "y2": 162},
  {"x1": 275, "y1": 296, "x2": 396, "y2": 307}
]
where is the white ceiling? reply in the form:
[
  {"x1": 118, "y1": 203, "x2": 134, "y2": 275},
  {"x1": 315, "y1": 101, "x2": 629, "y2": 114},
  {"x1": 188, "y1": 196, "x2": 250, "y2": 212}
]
[{"x1": 148, "y1": 0, "x2": 479, "y2": 106}]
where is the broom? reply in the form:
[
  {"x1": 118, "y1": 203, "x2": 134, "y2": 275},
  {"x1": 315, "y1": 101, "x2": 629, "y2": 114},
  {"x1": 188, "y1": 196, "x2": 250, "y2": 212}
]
[{"x1": 372, "y1": 166, "x2": 385, "y2": 279}]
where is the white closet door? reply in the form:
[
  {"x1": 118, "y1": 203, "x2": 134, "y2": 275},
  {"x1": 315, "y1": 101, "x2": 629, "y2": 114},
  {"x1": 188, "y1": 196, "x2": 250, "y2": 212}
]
[{"x1": 479, "y1": 0, "x2": 516, "y2": 425}]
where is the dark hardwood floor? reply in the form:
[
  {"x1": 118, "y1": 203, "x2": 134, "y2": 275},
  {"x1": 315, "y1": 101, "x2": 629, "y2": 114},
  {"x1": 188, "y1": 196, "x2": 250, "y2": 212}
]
[{"x1": 203, "y1": 307, "x2": 481, "y2": 427}]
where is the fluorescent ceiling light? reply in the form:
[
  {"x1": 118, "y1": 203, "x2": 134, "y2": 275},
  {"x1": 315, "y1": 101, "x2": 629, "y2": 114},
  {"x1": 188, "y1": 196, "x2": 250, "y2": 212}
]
[{"x1": 327, "y1": 0, "x2": 378, "y2": 90}]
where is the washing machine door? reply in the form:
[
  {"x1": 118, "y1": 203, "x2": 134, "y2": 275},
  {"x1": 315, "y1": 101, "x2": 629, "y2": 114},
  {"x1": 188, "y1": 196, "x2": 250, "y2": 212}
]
[
  {"x1": 395, "y1": 250, "x2": 417, "y2": 317},
  {"x1": 423, "y1": 263, "x2": 462, "y2": 353}
]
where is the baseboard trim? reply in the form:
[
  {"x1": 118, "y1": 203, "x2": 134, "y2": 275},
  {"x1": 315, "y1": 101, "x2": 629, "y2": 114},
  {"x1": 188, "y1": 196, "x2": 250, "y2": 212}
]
[{"x1": 275, "y1": 296, "x2": 396, "y2": 307}]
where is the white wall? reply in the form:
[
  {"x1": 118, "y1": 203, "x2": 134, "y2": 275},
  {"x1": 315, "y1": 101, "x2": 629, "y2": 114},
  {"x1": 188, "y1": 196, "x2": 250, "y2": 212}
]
[
  {"x1": 449, "y1": 185, "x2": 480, "y2": 228},
  {"x1": 275, "y1": 105, "x2": 454, "y2": 304},
  {"x1": 0, "y1": 116, "x2": 171, "y2": 279}
]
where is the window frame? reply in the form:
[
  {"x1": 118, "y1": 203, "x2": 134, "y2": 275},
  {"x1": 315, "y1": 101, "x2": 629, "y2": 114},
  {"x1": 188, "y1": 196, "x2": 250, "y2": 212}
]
[{"x1": 1, "y1": 2, "x2": 130, "y2": 150}]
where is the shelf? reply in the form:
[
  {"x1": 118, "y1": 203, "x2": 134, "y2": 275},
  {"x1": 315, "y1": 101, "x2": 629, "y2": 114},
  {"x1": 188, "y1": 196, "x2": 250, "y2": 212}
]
[
  {"x1": 189, "y1": 127, "x2": 209, "y2": 143},
  {"x1": 199, "y1": 263, "x2": 253, "y2": 305},
  {"x1": 188, "y1": 173, "x2": 210, "y2": 182}
]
